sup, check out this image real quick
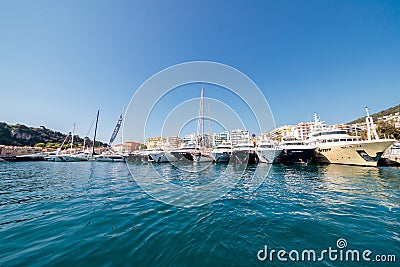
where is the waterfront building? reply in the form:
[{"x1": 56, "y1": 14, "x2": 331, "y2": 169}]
[
  {"x1": 112, "y1": 144, "x2": 124, "y2": 153},
  {"x1": 145, "y1": 137, "x2": 166, "y2": 149},
  {"x1": 293, "y1": 121, "x2": 321, "y2": 140},
  {"x1": 378, "y1": 112, "x2": 400, "y2": 123},
  {"x1": 166, "y1": 136, "x2": 183, "y2": 148},
  {"x1": 210, "y1": 131, "x2": 229, "y2": 147},
  {"x1": 0, "y1": 146, "x2": 43, "y2": 157},
  {"x1": 113, "y1": 141, "x2": 141, "y2": 153},
  {"x1": 268, "y1": 125, "x2": 293, "y2": 141},
  {"x1": 183, "y1": 133, "x2": 197, "y2": 145},
  {"x1": 229, "y1": 129, "x2": 250, "y2": 146}
]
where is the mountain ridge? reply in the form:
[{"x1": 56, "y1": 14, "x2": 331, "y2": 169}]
[
  {"x1": 0, "y1": 122, "x2": 107, "y2": 148},
  {"x1": 349, "y1": 104, "x2": 400, "y2": 124}
]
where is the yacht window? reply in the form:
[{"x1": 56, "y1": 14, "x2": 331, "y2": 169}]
[
  {"x1": 327, "y1": 140, "x2": 333, "y2": 142},
  {"x1": 340, "y1": 139, "x2": 346, "y2": 142}
]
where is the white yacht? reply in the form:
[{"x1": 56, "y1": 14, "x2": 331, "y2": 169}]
[
  {"x1": 170, "y1": 143, "x2": 199, "y2": 162},
  {"x1": 49, "y1": 114, "x2": 98, "y2": 163},
  {"x1": 46, "y1": 151, "x2": 89, "y2": 162},
  {"x1": 126, "y1": 150, "x2": 148, "y2": 163},
  {"x1": 148, "y1": 147, "x2": 179, "y2": 163},
  {"x1": 58, "y1": 153, "x2": 89, "y2": 162},
  {"x1": 256, "y1": 139, "x2": 282, "y2": 164},
  {"x1": 305, "y1": 109, "x2": 397, "y2": 167},
  {"x1": 147, "y1": 147, "x2": 166, "y2": 163},
  {"x1": 126, "y1": 148, "x2": 161, "y2": 163},
  {"x1": 211, "y1": 141, "x2": 232, "y2": 163},
  {"x1": 231, "y1": 141, "x2": 258, "y2": 164},
  {"x1": 306, "y1": 130, "x2": 396, "y2": 166},
  {"x1": 43, "y1": 151, "x2": 60, "y2": 161},
  {"x1": 94, "y1": 152, "x2": 125, "y2": 162},
  {"x1": 192, "y1": 149, "x2": 214, "y2": 162},
  {"x1": 380, "y1": 142, "x2": 400, "y2": 166},
  {"x1": 277, "y1": 137, "x2": 316, "y2": 164}
]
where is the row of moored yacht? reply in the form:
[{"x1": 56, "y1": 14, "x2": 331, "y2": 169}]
[{"x1": 127, "y1": 110, "x2": 397, "y2": 167}]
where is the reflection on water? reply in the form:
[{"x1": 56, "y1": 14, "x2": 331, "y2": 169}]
[
  {"x1": 0, "y1": 162, "x2": 399, "y2": 266},
  {"x1": 315, "y1": 164, "x2": 400, "y2": 209}
]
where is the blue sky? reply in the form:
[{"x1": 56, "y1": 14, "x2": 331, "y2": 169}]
[{"x1": 1, "y1": 0, "x2": 399, "y2": 142}]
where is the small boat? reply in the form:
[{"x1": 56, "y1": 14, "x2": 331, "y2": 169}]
[{"x1": 211, "y1": 141, "x2": 232, "y2": 163}]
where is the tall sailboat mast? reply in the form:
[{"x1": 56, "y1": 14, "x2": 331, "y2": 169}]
[
  {"x1": 201, "y1": 86, "x2": 205, "y2": 148},
  {"x1": 208, "y1": 104, "x2": 210, "y2": 147},
  {"x1": 92, "y1": 110, "x2": 100, "y2": 156},
  {"x1": 71, "y1": 123, "x2": 75, "y2": 152}
]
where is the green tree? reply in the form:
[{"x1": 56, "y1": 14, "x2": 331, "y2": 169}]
[
  {"x1": 136, "y1": 144, "x2": 147, "y2": 150},
  {"x1": 377, "y1": 122, "x2": 400, "y2": 139},
  {"x1": 35, "y1": 142, "x2": 45, "y2": 148}
]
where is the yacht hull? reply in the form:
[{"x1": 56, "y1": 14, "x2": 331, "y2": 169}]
[
  {"x1": 193, "y1": 152, "x2": 213, "y2": 162},
  {"x1": 277, "y1": 148, "x2": 315, "y2": 164},
  {"x1": 231, "y1": 150, "x2": 258, "y2": 164},
  {"x1": 257, "y1": 149, "x2": 282, "y2": 164},
  {"x1": 314, "y1": 139, "x2": 396, "y2": 166},
  {"x1": 148, "y1": 152, "x2": 172, "y2": 163},
  {"x1": 170, "y1": 151, "x2": 194, "y2": 162},
  {"x1": 1, "y1": 155, "x2": 45, "y2": 162},
  {"x1": 211, "y1": 152, "x2": 230, "y2": 163},
  {"x1": 95, "y1": 155, "x2": 125, "y2": 162},
  {"x1": 58, "y1": 155, "x2": 88, "y2": 162},
  {"x1": 126, "y1": 153, "x2": 148, "y2": 163}
]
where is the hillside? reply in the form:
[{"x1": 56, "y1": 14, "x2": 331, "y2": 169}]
[
  {"x1": 350, "y1": 104, "x2": 400, "y2": 124},
  {"x1": 0, "y1": 122, "x2": 106, "y2": 148}
]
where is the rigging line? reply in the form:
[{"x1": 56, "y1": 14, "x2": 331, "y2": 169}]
[{"x1": 85, "y1": 115, "x2": 97, "y2": 138}]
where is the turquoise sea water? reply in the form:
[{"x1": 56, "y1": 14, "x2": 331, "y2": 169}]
[{"x1": 0, "y1": 162, "x2": 399, "y2": 266}]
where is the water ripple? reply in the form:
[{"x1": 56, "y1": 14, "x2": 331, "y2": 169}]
[{"x1": 0, "y1": 162, "x2": 399, "y2": 266}]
